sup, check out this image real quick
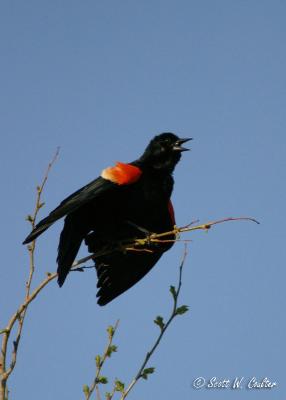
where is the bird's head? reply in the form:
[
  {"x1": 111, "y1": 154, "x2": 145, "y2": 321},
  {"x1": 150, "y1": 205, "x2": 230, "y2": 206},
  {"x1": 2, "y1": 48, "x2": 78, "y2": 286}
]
[{"x1": 140, "y1": 132, "x2": 192, "y2": 172}]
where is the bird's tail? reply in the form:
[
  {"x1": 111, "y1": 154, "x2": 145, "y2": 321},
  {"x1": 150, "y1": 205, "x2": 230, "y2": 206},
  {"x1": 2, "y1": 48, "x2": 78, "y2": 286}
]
[{"x1": 56, "y1": 214, "x2": 85, "y2": 287}]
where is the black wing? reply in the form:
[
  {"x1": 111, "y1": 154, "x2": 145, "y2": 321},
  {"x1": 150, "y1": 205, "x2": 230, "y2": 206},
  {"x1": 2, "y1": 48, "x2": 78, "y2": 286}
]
[
  {"x1": 23, "y1": 177, "x2": 115, "y2": 244},
  {"x1": 95, "y1": 250, "x2": 164, "y2": 305}
]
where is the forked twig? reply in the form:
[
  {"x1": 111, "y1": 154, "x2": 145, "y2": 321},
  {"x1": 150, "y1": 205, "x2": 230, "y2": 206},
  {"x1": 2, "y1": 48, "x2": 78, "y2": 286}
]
[{"x1": 72, "y1": 216, "x2": 259, "y2": 268}]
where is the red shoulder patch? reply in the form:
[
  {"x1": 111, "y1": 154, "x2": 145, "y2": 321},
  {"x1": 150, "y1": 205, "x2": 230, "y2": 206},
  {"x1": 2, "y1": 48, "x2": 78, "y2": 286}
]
[
  {"x1": 168, "y1": 200, "x2": 176, "y2": 225},
  {"x1": 101, "y1": 162, "x2": 142, "y2": 185}
]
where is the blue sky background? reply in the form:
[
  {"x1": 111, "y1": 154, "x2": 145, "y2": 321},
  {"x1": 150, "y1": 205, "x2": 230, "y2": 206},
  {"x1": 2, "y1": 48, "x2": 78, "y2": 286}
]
[{"x1": 1, "y1": 1, "x2": 285, "y2": 399}]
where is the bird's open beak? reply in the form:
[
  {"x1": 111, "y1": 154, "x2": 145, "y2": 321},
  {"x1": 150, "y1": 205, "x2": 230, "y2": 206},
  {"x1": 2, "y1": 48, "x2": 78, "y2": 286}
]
[{"x1": 173, "y1": 137, "x2": 193, "y2": 152}]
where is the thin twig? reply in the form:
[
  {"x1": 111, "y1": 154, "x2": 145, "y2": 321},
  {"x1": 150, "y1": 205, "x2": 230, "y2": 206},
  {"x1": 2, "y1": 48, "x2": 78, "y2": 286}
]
[
  {"x1": 26, "y1": 146, "x2": 60, "y2": 298},
  {"x1": 120, "y1": 245, "x2": 188, "y2": 400},
  {"x1": 84, "y1": 321, "x2": 119, "y2": 400},
  {"x1": 0, "y1": 149, "x2": 59, "y2": 400},
  {"x1": 71, "y1": 216, "x2": 259, "y2": 268}
]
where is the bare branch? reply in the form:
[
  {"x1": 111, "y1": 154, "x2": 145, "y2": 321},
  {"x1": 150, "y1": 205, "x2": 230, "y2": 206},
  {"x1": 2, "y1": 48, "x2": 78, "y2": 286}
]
[
  {"x1": 26, "y1": 146, "x2": 60, "y2": 297},
  {"x1": 71, "y1": 216, "x2": 259, "y2": 268},
  {"x1": 0, "y1": 149, "x2": 59, "y2": 400}
]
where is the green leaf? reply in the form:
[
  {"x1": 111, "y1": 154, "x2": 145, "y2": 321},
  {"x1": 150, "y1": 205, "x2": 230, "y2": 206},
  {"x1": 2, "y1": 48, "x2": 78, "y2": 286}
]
[
  {"x1": 114, "y1": 379, "x2": 125, "y2": 393},
  {"x1": 175, "y1": 305, "x2": 189, "y2": 315},
  {"x1": 169, "y1": 285, "x2": 177, "y2": 300},
  {"x1": 97, "y1": 376, "x2": 108, "y2": 384},
  {"x1": 141, "y1": 367, "x2": 155, "y2": 380},
  {"x1": 106, "y1": 344, "x2": 117, "y2": 357},
  {"x1": 107, "y1": 325, "x2": 115, "y2": 338},
  {"x1": 95, "y1": 354, "x2": 101, "y2": 368},
  {"x1": 154, "y1": 315, "x2": 165, "y2": 330},
  {"x1": 105, "y1": 392, "x2": 112, "y2": 400},
  {"x1": 83, "y1": 385, "x2": 90, "y2": 395}
]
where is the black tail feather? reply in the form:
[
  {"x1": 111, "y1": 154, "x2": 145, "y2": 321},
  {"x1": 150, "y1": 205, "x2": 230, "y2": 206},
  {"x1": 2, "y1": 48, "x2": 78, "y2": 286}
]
[
  {"x1": 56, "y1": 214, "x2": 86, "y2": 286},
  {"x1": 95, "y1": 251, "x2": 163, "y2": 306}
]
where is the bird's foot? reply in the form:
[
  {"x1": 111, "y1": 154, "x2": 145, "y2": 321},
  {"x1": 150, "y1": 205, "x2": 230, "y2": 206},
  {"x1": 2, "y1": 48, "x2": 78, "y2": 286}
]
[{"x1": 126, "y1": 220, "x2": 155, "y2": 246}]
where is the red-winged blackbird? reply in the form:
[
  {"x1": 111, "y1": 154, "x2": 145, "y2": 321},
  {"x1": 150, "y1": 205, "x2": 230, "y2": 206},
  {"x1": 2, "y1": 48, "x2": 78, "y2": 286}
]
[{"x1": 23, "y1": 133, "x2": 191, "y2": 305}]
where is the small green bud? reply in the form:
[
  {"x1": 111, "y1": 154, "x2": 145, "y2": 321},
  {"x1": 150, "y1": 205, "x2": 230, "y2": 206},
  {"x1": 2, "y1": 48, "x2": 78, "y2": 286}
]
[
  {"x1": 83, "y1": 384, "x2": 90, "y2": 395},
  {"x1": 154, "y1": 315, "x2": 165, "y2": 330},
  {"x1": 97, "y1": 376, "x2": 108, "y2": 384},
  {"x1": 169, "y1": 285, "x2": 177, "y2": 299},
  {"x1": 106, "y1": 344, "x2": 117, "y2": 357},
  {"x1": 107, "y1": 325, "x2": 115, "y2": 338},
  {"x1": 95, "y1": 354, "x2": 101, "y2": 368},
  {"x1": 25, "y1": 215, "x2": 33, "y2": 223},
  {"x1": 114, "y1": 379, "x2": 125, "y2": 393}
]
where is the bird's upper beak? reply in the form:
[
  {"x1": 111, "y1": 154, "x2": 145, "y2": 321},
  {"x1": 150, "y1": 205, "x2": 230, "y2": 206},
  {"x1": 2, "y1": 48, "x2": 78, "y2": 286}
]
[{"x1": 173, "y1": 137, "x2": 192, "y2": 152}]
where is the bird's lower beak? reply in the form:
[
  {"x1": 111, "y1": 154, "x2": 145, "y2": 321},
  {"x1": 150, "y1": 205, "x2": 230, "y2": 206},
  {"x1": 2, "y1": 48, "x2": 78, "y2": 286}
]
[{"x1": 173, "y1": 137, "x2": 193, "y2": 152}]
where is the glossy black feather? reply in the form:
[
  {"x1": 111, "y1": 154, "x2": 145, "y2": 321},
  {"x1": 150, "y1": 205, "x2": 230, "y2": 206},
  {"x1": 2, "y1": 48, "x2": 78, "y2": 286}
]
[
  {"x1": 23, "y1": 132, "x2": 190, "y2": 304},
  {"x1": 95, "y1": 252, "x2": 163, "y2": 306},
  {"x1": 23, "y1": 177, "x2": 115, "y2": 243}
]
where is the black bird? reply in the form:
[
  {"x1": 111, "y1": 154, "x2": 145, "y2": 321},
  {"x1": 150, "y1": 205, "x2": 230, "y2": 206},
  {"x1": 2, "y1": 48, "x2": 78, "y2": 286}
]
[{"x1": 23, "y1": 133, "x2": 191, "y2": 305}]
